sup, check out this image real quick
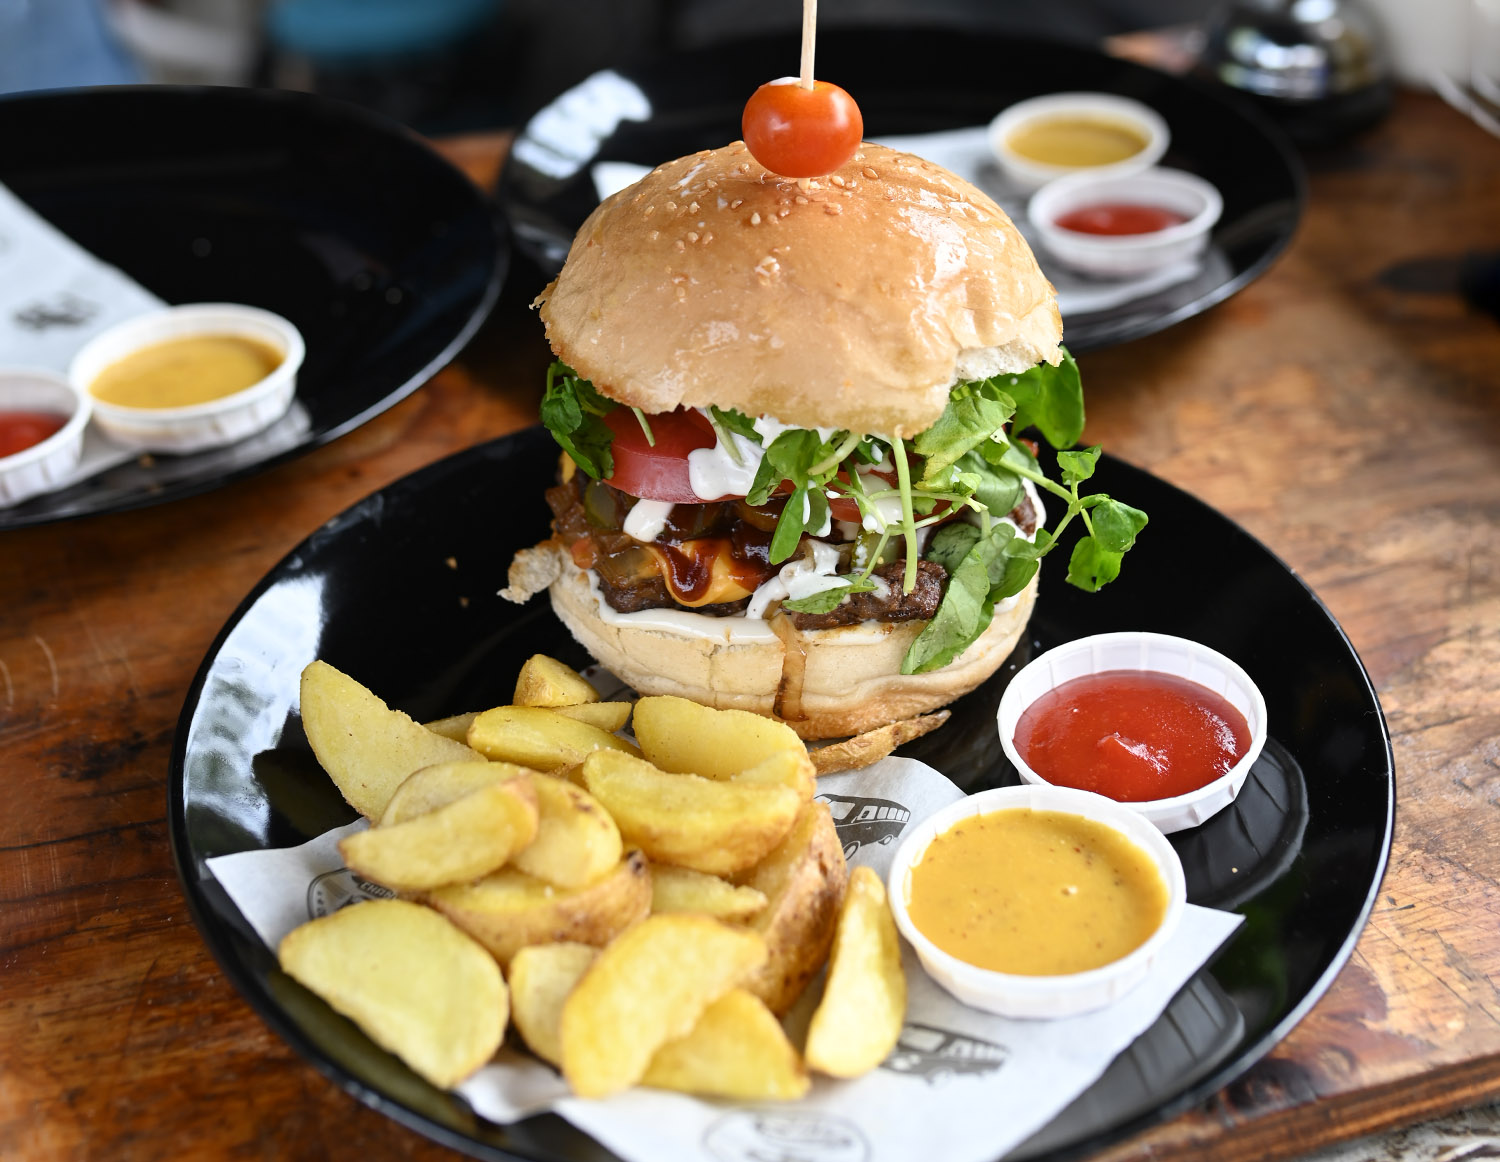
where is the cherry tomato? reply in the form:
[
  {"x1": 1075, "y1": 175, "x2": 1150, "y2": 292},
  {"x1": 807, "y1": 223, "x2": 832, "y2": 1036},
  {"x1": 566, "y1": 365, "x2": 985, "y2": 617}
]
[
  {"x1": 602, "y1": 407, "x2": 718, "y2": 503},
  {"x1": 742, "y1": 79, "x2": 863, "y2": 178}
]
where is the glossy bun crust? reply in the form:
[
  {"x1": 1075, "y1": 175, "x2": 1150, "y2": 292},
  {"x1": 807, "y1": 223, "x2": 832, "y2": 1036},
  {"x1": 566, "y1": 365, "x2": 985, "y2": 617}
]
[
  {"x1": 548, "y1": 555, "x2": 1038, "y2": 740},
  {"x1": 536, "y1": 142, "x2": 1062, "y2": 439}
]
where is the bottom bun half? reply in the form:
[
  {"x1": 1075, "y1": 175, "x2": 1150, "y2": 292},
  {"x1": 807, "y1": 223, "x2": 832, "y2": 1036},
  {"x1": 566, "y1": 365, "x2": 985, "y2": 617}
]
[{"x1": 547, "y1": 556, "x2": 1038, "y2": 740}]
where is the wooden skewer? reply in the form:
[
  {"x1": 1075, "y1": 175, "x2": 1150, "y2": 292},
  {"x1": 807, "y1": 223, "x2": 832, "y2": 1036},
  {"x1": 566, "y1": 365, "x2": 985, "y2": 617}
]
[{"x1": 800, "y1": 0, "x2": 816, "y2": 89}]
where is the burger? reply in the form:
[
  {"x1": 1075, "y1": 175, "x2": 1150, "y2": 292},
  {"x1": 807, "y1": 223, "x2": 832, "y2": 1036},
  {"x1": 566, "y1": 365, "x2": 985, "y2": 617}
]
[{"x1": 503, "y1": 140, "x2": 1143, "y2": 739}]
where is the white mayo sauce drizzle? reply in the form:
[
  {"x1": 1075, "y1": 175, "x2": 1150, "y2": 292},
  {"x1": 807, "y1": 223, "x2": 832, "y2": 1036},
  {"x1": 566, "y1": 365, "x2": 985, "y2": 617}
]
[
  {"x1": 622, "y1": 498, "x2": 675, "y2": 542},
  {"x1": 744, "y1": 541, "x2": 846, "y2": 620},
  {"x1": 599, "y1": 401, "x2": 1046, "y2": 630},
  {"x1": 685, "y1": 411, "x2": 840, "y2": 502},
  {"x1": 590, "y1": 479, "x2": 1044, "y2": 630}
]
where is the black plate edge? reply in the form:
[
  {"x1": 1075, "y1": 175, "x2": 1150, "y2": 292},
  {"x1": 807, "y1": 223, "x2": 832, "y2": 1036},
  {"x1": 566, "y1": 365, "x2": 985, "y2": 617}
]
[
  {"x1": 165, "y1": 426, "x2": 1396, "y2": 1162},
  {"x1": 165, "y1": 440, "x2": 549, "y2": 1162},
  {"x1": 1024, "y1": 447, "x2": 1394, "y2": 1160},
  {"x1": 1061, "y1": 65, "x2": 1309, "y2": 349},
  {"x1": 0, "y1": 83, "x2": 511, "y2": 533}
]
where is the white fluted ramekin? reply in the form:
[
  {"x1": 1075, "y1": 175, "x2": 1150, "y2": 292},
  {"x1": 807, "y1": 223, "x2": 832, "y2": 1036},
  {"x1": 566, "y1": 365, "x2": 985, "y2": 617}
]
[
  {"x1": 0, "y1": 368, "x2": 91, "y2": 507},
  {"x1": 69, "y1": 303, "x2": 304, "y2": 453},
  {"x1": 997, "y1": 632, "x2": 1268, "y2": 834},
  {"x1": 1028, "y1": 167, "x2": 1223, "y2": 278},
  {"x1": 888, "y1": 784, "x2": 1187, "y2": 1018},
  {"x1": 987, "y1": 92, "x2": 1169, "y2": 192}
]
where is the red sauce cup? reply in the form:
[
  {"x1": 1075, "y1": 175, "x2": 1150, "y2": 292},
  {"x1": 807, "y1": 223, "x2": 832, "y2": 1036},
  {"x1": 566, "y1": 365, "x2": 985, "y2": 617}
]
[
  {"x1": 0, "y1": 368, "x2": 91, "y2": 507},
  {"x1": 1027, "y1": 168, "x2": 1223, "y2": 279},
  {"x1": 996, "y1": 632, "x2": 1268, "y2": 833}
]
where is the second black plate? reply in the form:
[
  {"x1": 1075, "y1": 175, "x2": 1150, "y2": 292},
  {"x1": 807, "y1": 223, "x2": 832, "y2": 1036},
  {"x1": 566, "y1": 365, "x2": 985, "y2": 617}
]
[
  {"x1": 0, "y1": 85, "x2": 508, "y2": 530},
  {"x1": 170, "y1": 424, "x2": 1392, "y2": 1162},
  {"x1": 498, "y1": 28, "x2": 1304, "y2": 354}
]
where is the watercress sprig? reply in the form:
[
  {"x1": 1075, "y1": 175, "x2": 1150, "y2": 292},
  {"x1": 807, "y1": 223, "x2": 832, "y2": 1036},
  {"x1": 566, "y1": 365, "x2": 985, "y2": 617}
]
[{"x1": 539, "y1": 361, "x2": 616, "y2": 479}]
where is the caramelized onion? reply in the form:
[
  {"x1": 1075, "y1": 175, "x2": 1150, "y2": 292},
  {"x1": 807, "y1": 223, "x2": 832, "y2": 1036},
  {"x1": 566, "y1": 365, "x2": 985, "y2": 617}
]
[{"x1": 769, "y1": 611, "x2": 807, "y2": 724}]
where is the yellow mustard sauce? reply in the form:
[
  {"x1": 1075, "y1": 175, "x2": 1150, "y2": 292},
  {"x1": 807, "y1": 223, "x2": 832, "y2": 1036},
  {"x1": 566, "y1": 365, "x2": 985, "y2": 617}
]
[
  {"x1": 906, "y1": 808, "x2": 1167, "y2": 976},
  {"x1": 90, "y1": 335, "x2": 283, "y2": 409},
  {"x1": 1005, "y1": 116, "x2": 1150, "y2": 168}
]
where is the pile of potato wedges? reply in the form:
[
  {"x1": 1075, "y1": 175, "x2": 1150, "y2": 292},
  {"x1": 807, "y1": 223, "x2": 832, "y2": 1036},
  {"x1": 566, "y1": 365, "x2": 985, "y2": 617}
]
[{"x1": 278, "y1": 655, "x2": 907, "y2": 1100}]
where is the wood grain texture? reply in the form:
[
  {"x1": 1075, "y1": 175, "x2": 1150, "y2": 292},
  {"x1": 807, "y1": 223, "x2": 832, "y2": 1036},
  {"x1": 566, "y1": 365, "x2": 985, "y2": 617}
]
[{"x1": 2, "y1": 93, "x2": 1498, "y2": 1160}]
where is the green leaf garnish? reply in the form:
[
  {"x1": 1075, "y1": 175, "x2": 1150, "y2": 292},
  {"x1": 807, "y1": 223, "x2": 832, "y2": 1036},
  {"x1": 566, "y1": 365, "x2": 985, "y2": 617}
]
[
  {"x1": 710, "y1": 406, "x2": 760, "y2": 443},
  {"x1": 912, "y1": 380, "x2": 1016, "y2": 489},
  {"x1": 1006, "y1": 348, "x2": 1084, "y2": 449},
  {"x1": 539, "y1": 361, "x2": 616, "y2": 479},
  {"x1": 1056, "y1": 445, "x2": 1100, "y2": 486},
  {"x1": 781, "y1": 584, "x2": 852, "y2": 614}
]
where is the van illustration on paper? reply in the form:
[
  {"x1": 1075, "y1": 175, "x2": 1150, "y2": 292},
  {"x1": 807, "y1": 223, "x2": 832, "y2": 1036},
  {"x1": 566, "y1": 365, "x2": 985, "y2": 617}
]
[
  {"x1": 882, "y1": 1023, "x2": 1008, "y2": 1084},
  {"x1": 816, "y1": 793, "x2": 911, "y2": 860}
]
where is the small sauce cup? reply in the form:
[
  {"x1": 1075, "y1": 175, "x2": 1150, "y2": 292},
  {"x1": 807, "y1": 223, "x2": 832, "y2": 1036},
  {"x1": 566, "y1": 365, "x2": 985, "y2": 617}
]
[
  {"x1": 1027, "y1": 167, "x2": 1223, "y2": 279},
  {"x1": 888, "y1": 784, "x2": 1187, "y2": 1018},
  {"x1": 0, "y1": 368, "x2": 91, "y2": 507},
  {"x1": 69, "y1": 303, "x2": 304, "y2": 453},
  {"x1": 988, "y1": 92, "x2": 1169, "y2": 192},
  {"x1": 997, "y1": 632, "x2": 1268, "y2": 834}
]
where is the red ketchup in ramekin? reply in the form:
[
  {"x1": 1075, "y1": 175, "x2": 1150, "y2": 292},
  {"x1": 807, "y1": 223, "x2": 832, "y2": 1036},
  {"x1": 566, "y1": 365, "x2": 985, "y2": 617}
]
[
  {"x1": 1053, "y1": 203, "x2": 1188, "y2": 236},
  {"x1": 1013, "y1": 670, "x2": 1251, "y2": 802},
  {"x1": 0, "y1": 411, "x2": 68, "y2": 459}
]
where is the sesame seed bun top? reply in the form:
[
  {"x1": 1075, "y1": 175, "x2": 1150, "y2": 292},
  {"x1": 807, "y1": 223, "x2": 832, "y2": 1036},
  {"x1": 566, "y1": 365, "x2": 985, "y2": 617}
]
[{"x1": 535, "y1": 141, "x2": 1063, "y2": 439}]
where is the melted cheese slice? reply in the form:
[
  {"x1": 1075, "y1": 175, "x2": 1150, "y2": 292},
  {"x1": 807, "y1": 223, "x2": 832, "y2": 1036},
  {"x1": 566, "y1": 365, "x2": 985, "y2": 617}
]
[{"x1": 644, "y1": 540, "x2": 757, "y2": 608}]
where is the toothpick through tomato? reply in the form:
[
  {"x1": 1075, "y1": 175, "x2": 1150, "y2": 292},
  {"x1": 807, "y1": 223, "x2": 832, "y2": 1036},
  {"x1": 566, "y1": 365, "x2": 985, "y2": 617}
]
[
  {"x1": 741, "y1": 0, "x2": 862, "y2": 177},
  {"x1": 742, "y1": 78, "x2": 864, "y2": 178}
]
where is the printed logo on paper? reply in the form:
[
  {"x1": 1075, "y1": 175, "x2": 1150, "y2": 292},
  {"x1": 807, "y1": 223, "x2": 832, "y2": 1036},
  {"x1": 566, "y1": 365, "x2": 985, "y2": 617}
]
[
  {"x1": 881, "y1": 1022, "x2": 1008, "y2": 1085},
  {"x1": 306, "y1": 867, "x2": 396, "y2": 919},
  {"x1": 13, "y1": 292, "x2": 100, "y2": 332},
  {"x1": 815, "y1": 792, "x2": 911, "y2": 861},
  {"x1": 704, "y1": 1110, "x2": 870, "y2": 1162}
]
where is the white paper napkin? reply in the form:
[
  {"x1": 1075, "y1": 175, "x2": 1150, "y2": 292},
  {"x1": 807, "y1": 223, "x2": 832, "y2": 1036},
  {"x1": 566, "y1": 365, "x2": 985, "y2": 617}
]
[
  {"x1": 0, "y1": 182, "x2": 165, "y2": 486},
  {"x1": 590, "y1": 127, "x2": 1207, "y2": 318},
  {"x1": 0, "y1": 183, "x2": 164, "y2": 372},
  {"x1": 208, "y1": 755, "x2": 1242, "y2": 1162}
]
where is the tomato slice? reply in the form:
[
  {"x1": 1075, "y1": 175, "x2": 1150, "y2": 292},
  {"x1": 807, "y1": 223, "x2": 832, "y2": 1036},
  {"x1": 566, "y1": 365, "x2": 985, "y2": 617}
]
[
  {"x1": 602, "y1": 407, "x2": 718, "y2": 503},
  {"x1": 776, "y1": 467, "x2": 896, "y2": 524}
]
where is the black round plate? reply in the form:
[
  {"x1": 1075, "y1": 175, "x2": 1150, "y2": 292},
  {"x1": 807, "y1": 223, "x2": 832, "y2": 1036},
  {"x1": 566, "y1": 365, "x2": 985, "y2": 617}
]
[
  {"x1": 0, "y1": 85, "x2": 507, "y2": 531},
  {"x1": 170, "y1": 424, "x2": 1393, "y2": 1162},
  {"x1": 497, "y1": 28, "x2": 1304, "y2": 355}
]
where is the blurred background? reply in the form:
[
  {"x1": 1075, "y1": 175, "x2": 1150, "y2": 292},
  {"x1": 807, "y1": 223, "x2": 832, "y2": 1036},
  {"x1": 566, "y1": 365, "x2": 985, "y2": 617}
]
[{"x1": 0, "y1": 0, "x2": 1465, "y2": 140}]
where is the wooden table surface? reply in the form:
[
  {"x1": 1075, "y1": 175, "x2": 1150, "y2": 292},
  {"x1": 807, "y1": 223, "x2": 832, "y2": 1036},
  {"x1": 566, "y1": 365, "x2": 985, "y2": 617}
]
[{"x1": 4, "y1": 88, "x2": 1499, "y2": 1161}]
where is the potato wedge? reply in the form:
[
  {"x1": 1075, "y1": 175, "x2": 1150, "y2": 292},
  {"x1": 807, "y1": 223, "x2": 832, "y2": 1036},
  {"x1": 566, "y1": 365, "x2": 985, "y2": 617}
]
[
  {"x1": 582, "y1": 750, "x2": 802, "y2": 877},
  {"x1": 339, "y1": 779, "x2": 539, "y2": 892},
  {"x1": 512, "y1": 774, "x2": 623, "y2": 889},
  {"x1": 380, "y1": 760, "x2": 533, "y2": 826},
  {"x1": 508, "y1": 942, "x2": 598, "y2": 1067},
  {"x1": 300, "y1": 660, "x2": 482, "y2": 820},
  {"x1": 278, "y1": 898, "x2": 506, "y2": 1089},
  {"x1": 511, "y1": 947, "x2": 804, "y2": 1101},
  {"x1": 423, "y1": 711, "x2": 478, "y2": 743},
  {"x1": 425, "y1": 849, "x2": 651, "y2": 966},
  {"x1": 643, "y1": 988, "x2": 809, "y2": 1100},
  {"x1": 514, "y1": 654, "x2": 599, "y2": 707},
  {"x1": 632, "y1": 694, "x2": 803, "y2": 777},
  {"x1": 559, "y1": 914, "x2": 767, "y2": 1097},
  {"x1": 735, "y1": 800, "x2": 848, "y2": 1015},
  {"x1": 809, "y1": 711, "x2": 951, "y2": 775},
  {"x1": 804, "y1": 865, "x2": 906, "y2": 1078},
  {"x1": 731, "y1": 748, "x2": 816, "y2": 803},
  {"x1": 468, "y1": 705, "x2": 639, "y2": 771},
  {"x1": 650, "y1": 864, "x2": 768, "y2": 922},
  {"x1": 551, "y1": 701, "x2": 632, "y2": 732}
]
